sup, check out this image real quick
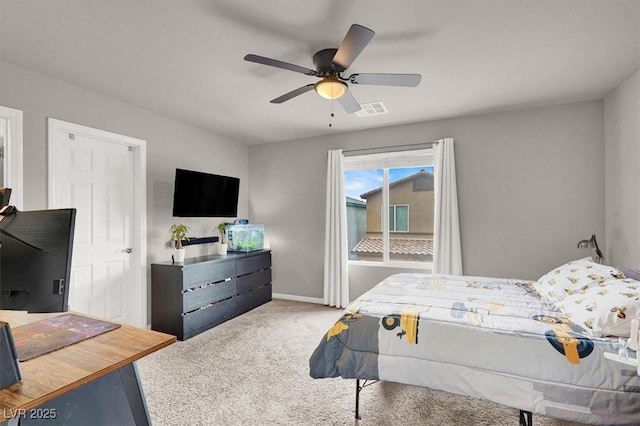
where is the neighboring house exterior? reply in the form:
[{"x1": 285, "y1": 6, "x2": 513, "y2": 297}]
[
  {"x1": 346, "y1": 196, "x2": 366, "y2": 260},
  {"x1": 351, "y1": 170, "x2": 434, "y2": 262}
]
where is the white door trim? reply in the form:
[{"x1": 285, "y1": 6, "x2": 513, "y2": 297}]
[
  {"x1": 0, "y1": 105, "x2": 24, "y2": 210},
  {"x1": 47, "y1": 118, "x2": 147, "y2": 327}
]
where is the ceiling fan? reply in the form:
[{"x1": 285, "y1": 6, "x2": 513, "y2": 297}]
[{"x1": 244, "y1": 24, "x2": 422, "y2": 113}]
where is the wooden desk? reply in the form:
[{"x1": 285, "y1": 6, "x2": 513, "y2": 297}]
[{"x1": 0, "y1": 311, "x2": 175, "y2": 425}]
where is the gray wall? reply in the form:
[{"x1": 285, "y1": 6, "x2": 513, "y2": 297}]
[
  {"x1": 604, "y1": 70, "x2": 640, "y2": 268},
  {"x1": 0, "y1": 61, "x2": 250, "y2": 321},
  {"x1": 249, "y1": 101, "x2": 605, "y2": 300}
]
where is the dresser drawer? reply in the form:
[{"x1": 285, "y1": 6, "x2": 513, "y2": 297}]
[
  {"x1": 236, "y1": 283, "x2": 272, "y2": 315},
  {"x1": 182, "y1": 279, "x2": 236, "y2": 313},
  {"x1": 182, "y1": 259, "x2": 236, "y2": 289},
  {"x1": 237, "y1": 252, "x2": 271, "y2": 276},
  {"x1": 183, "y1": 297, "x2": 236, "y2": 340},
  {"x1": 237, "y1": 269, "x2": 271, "y2": 295}
]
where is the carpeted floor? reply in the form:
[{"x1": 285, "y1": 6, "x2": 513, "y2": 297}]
[{"x1": 137, "y1": 299, "x2": 584, "y2": 426}]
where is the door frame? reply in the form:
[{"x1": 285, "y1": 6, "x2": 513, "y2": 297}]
[
  {"x1": 0, "y1": 105, "x2": 24, "y2": 210},
  {"x1": 47, "y1": 118, "x2": 147, "y2": 327}
]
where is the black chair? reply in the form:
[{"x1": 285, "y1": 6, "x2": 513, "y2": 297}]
[{"x1": 0, "y1": 187, "x2": 11, "y2": 208}]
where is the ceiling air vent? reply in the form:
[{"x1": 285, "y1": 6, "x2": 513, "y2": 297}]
[{"x1": 356, "y1": 101, "x2": 388, "y2": 117}]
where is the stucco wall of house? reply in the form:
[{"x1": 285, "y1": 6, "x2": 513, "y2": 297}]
[
  {"x1": 364, "y1": 177, "x2": 434, "y2": 236},
  {"x1": 346, "y1": 201, "x2": 366, "y2": 259}
]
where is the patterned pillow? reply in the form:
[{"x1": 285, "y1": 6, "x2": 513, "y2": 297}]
[
  {"x1": 534, "y1": 257, "x2": 625, "y2": 303},
  {"x1": 557, "y1": 278, "x2": 640, "y2": 337}
]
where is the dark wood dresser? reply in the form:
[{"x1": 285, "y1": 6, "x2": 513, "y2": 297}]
[{"x1": 151, "y1": 250, "x2": 272, "y2": 340}]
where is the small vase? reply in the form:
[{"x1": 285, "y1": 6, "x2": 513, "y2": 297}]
[
  {"x1": 173, "y1": 248, "x2": 186, "y2": 263},
  {"x1": 218, "y1": 243, "x2": 228, "y2": 256}
]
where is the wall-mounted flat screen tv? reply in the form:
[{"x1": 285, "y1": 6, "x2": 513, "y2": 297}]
[{"x1": 172, "y1": 168, "x2": 239, "y2": 217}]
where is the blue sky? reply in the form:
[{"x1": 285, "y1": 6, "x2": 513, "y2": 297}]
[{"x1": 345, "y1": 166, "x2": 434, "y2": 200}]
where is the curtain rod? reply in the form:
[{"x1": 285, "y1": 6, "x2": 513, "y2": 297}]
[{"x1": 342, "y1": 141, "x2": 435, "y2": 156}]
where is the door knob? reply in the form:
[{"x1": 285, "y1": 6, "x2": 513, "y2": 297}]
[{"x1": 122, "y1": 248, "x2": 133, "y2": 254}]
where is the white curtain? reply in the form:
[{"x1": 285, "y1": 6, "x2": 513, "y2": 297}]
[
  {"x1": 433, "y1": 138, "x2": 463, "y2": 275},
  {"x1": 323, "y1": 149, "x2": 349, "y2": 308}
]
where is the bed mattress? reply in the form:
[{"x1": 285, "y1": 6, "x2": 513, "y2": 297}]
[{"x1": 309, "y1": 273, "x2": 640, "y2": 425}]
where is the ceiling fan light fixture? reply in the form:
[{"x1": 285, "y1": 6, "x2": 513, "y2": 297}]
[{"x1": 314, "y1": 77, "x2": 347, "y2": 100}]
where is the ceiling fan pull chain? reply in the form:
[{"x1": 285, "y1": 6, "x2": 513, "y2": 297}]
[{"x1": 329, "y1": 100, "x2": 335, "y2": 128}]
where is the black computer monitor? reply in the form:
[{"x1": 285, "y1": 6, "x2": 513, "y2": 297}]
[
  {"x1": 0, "y1": 208, "x2": 76, "y2": 312},
  {"x1": 0, "y1": 188, "x2": 11, "y2": 208}
]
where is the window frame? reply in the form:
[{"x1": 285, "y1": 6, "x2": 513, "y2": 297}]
[{"x1": 344, "y1": 148, "x2": 434, "y2": 270}]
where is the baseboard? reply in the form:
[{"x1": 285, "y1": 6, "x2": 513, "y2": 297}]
[{"x1": 272, "y1": 293, "x2": 324, "y2": 305}]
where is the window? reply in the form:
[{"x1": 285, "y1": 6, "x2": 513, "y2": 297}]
[
  {"x1": 344, "y1": 149, "x2": 434, "y2": 266},
  {"x1": 389, "y1": 205, "x2": 409, "y2": 232}
]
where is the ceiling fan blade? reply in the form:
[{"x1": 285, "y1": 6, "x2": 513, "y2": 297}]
[
  {"x1": 270, "y1": 84, "x2": 315, "y2": 104},
  {"x1": 350, "y1": 73, "x2": 422, "y2": 87},
  {"x1": 244, "y1": 54, "x2": 317, "y2": 76},
  {"x1": 332, "y1": 24, "x2": 375, "y2": 71},
  {"x1": 337, "y1": 89, "x2": 361, "y2": 114}
]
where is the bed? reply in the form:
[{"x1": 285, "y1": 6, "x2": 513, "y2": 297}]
[{"x1": 309, "y1": 258, "x2": 640, "y2": 425}]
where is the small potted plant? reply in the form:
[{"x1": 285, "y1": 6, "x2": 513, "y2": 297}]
[
  {"x1": 169, "y1": 223, "x2": 190, "y2": 263},
  {"x1": 216, "y1": 223, "x2": 228, "y2": 255}
]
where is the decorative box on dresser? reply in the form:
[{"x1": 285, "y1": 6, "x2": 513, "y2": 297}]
[{"x1": 151, "y1": 250, "x2": 272, "y2": 340}]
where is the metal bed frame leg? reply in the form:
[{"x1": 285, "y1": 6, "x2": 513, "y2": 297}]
[
  {"x1": 355, "y1": 379, "x2": 361, "y2": 420},
  {"x1": 519, "y1": 410, "x2": 533, "y2": 426},
  {"x1": 354, "y1": 379, "x2": 379, "y2": 420}
]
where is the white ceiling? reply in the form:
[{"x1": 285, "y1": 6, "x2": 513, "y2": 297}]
[{"x1": 1, "y1": 1, "x2": 638, "y2": 145}]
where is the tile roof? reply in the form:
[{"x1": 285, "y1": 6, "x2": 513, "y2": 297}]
[{"x1": 351, "y1": 237, "x2": 434, "y2": 256}]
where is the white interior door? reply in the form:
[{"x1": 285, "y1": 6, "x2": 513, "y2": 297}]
[{"x1": 48, "y1": 119, "x2": 146, "y2": 327}]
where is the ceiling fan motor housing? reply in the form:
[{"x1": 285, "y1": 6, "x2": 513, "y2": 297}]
[{"x1": 313, "y1": 48, "x2": 341, "y2": 76}]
